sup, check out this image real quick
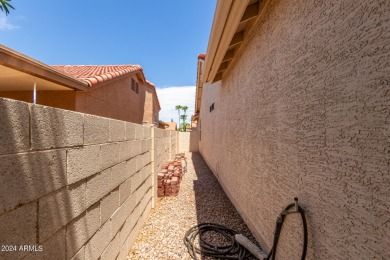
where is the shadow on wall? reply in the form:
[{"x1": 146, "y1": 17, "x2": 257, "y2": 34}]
[
  {"x1": 0, "y1": 98, "x2": 75, "y2": 259},
  {"x1": 189, "y1": 152, "x2": 260, "y2": 260}
]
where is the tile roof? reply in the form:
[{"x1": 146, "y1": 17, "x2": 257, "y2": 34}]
[
  {"x1": 198, "y1": 53, "x2": 206, "y2": 60},
  {"x1": 52, "y1": 64, "x2": 161, "y2": 111},
  {"x1": 52, "y1": 65, "x2": 143, "y2": 87}
]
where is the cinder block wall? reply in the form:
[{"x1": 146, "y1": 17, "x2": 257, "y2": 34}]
[
  {"x1": 0, "y1": 97, "x2": 178, "y2": 260},
  {"x1": 199, "y1": 0, "x2": 389, "y2": 259}
]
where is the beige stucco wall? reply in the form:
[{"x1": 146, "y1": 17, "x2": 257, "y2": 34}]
[
  {"x1": 199, "y1": 0, "x2": 390, "y2": 259},
  {"x1": 0, "y1": 97, "x2": 178, "y2": 259},
  {"x1": 179, "y1": 132, "x2": 200, "y2": 152}
]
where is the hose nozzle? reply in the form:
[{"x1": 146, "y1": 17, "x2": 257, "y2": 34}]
[{"x1": 235, "y1": 234, "x2": 268, "y2": 260}]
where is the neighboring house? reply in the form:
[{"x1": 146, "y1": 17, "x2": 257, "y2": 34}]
[
  {"x1": 191, "y1": 53, "x2": 205, "y2": 131},
  {"x1": 0, "y1": 45, "x2": 160, "y2": 125},
  {"x1": 195, "y1": 0, "x2": 389, "y2": 259},
  {"x1": 167, "y1": 122, "x2": 177, "y2": 131},
  {"x1": 158, "y1": 120, "x2": 177, "y2": 130},
  {"x1": 189, "y1": 119, "x2": 197, "y2": 131},
  {"x1": 158, "y1": 120, "x2": 170, "y2": 129}
]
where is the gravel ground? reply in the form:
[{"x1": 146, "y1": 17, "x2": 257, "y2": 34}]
[{"x1": 128, "y1": 152, "x2": 259, "y2": 260}]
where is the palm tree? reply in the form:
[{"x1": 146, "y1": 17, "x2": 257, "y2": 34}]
[
  {"x1": 181, "y1": 106, "x2": 189, "y2": 131},
  {"x1": 0, "y1": 0, "x2": 14, "y2": 15},
  {"x1": 182, "y1": 106, "x2": 188, "y2": 116},
  {"x1": 175, "y1": 105, "x2": 182, "y2": 127},
  {"x1": 180, "y1": 114, "x2": 188, "y2": 132}
]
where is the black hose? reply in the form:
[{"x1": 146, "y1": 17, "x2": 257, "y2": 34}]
[
  {"x1": 267, "y1": 203, "x2": 308, "y2": 260},
  {"x1": 183, "y1": 223, "x2": 253, "y2": 259},
  {"x1": 184, "y1": 199, "x2": 308, "y2": 260}
]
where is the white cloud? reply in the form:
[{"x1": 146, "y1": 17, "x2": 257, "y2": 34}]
[
  {"x1": 156, "y1": 86, "x2": 196, "y2": 125},
  {"x1": 0, "y1": 16, "x2": 18, "y2": 30}
]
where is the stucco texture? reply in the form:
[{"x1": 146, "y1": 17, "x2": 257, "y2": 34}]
[
  {"x1": 142, "y1": 85, "x2": 160, "y2": 125},
  {"x1": 199, "y1": 0, "x2": 390, "y2": 259},
  {"x1": 75, "y1": 76, "x2": 147, "y2": 123}
]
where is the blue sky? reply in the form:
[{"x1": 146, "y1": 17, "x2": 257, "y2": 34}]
[{"x1": 0, "y1": 0, "x2": 216, "y2": 122}]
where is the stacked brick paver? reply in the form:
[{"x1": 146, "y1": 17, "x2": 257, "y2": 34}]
[{"x1": 157, "y1": 153, "x2": 185, "y2": 197}]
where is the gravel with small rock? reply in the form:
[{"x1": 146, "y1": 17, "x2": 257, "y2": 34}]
[{"x1": 128, "y1": 152, "x2": 259, "y2": 259}]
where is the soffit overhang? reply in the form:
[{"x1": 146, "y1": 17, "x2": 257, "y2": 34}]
[
  {"x1": 202, "y1": 0, "x2": 268, "y2": 83},
  {"x1": 0, "y1": 45, "x2": 88, "y2": 91}
]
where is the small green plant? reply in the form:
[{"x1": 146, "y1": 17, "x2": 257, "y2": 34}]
[
  {"x1": 179, "y1": 122, "x2": 190, "y2": 132},
  {"x1": 180, "y1": 115, "x2": 188, "y2": 131}
]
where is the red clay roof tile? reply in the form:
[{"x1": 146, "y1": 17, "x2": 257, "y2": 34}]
[
  {"x1": 51, "y1": 65, "x2": 143, "y2": 87},
  {"x1": 51, "y1": 64, "x2": 161, "y2": 111},
  {"x1": 198, "y1": 53, "x2": 206, "y2": 60}
]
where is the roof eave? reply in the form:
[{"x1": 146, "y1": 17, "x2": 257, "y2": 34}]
[
  {"x1": 202, "y1": 0, "x2": 234, "y2": 83},
  {"x1": 202, "y1": 0, "x2": 267, "y2": 83},
  {"x1": 0, "y1": 45, "x2": 89, "y2": 91},
  {"x1": 195, "y1": 57, "x2": 204, "y2": 113}
]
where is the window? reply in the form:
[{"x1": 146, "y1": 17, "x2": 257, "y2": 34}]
[
  {"x1": 131, "y1": 78, "x2": 135, "y2": 91},
  {"x1": 131, "y1": 78, "x2": 139, "y2": 94}
]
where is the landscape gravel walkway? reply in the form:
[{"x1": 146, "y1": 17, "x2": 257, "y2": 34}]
[{"x1": 128, "y1": 152, "x2": 258, "y2": 259}]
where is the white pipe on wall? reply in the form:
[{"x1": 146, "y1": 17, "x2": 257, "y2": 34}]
[{"x1": 33, "y1": 80, "x2": 36, "y2": 104}]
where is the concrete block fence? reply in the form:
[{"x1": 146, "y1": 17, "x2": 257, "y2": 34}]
[{"x1": 0, "y1": 98, "x2": 178, "y2": 260}]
